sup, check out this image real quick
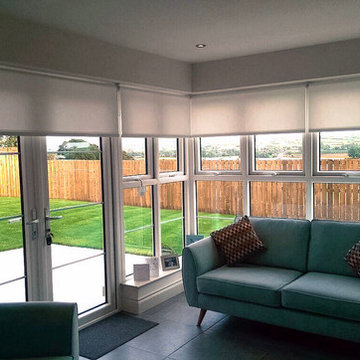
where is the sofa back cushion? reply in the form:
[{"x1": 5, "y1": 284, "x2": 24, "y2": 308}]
[
  {"x1": 246, "y1": 217, "x2": 310, "y2": 272},
  {"x1": 308, "y1": 220, "x2": 360, "y2": 277}
]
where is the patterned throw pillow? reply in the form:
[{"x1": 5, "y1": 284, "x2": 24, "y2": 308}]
[
  {"x1": 345, "y1": 241, "x2": 360, "y2": 276},
  {"x1": 210, "y1": 215, "x2": 265, "y2": 266}
]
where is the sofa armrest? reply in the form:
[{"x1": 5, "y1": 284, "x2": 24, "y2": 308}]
[
  {"x1": 0, "y1": 302, "x2": 79, "y2": 360},
  {"x1": 182, "y1": 236, "x2": 223, "y2": 307}
]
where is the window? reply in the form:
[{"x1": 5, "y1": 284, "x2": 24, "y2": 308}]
[
  {"x1": 159, "y1": 138, "x2": 178, "y2": 173},
  {"x1": 199, "y1": 136, "x2": 241, "y2": 172},
  {"x1": 250, "y1": 182, "x2": 306, "y2": 219},
  {"x1": 121, "y1": 137, "x2": 185, "y2": 278},
  {"x1": 196, "y1": 181, "x2": 243, "y2": 236},
  {"x1": 319, "y1": 131, "x2": 360, "y2": 172},
  {"x1": 123, "y1": 186, "x2": 154, "y2": 276},
  {"x1": 47, "y1": 136, "x2": 107, "y2": 313},
  {"x1": 122, "y1": 137, "x2": 147, "y2": 177},
  {"x1": 160, "y1": 182, "x2": 184, "y2": 255},
  {"x1": 253, "y1": 133, "x2": 303, "y2": 172},
  {"x1": 0, "y1": 135, "x2": 26, "y2": 302},
  {"x1": 314, "y1": 183, "x2": 360, "y2": 221}
]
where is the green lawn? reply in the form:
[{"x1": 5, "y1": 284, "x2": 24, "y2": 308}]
[{"x1": 0, "y1": 197, "x2": 234, "y2": 255}]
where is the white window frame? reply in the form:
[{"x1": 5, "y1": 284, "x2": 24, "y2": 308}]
[
  {"x1": 158, "y1": 138, "x2": 185, "y2": 177},
  {"x1": 122, "y1": 137, "x2": 153, "y2": 181},
  {"x1": 194, "y1": 136, "x2": 247, "y2": 234},
  {"x1": 195, "y1": 178, "x2": 244, "y2": 236},
  {"x1": 16, "y1": 136, "x2": 117, "y2": 327},
  {"x1": 249, "y1": 133, "x2": 306, "y2": 176},
  {"x1": 195, "y1": 136, "x2": 243, "y2": 175},
  {"x1": 194, "y1": 131, "x2": 360, "y2": 231},
  {"x1": 118, "y1": 137, "x2": 188, "y2": 280},
  {"x1": 314, "y1": 131, "x2": 360, "y2": 177},
  {"x1": 159, "y1": 181, "x2": 185, "y2": 255},
  {"x1": 122, "y1": 183, "x2": 156, "y2": 275}
]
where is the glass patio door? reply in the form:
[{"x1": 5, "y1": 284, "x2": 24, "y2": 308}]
[
  {"x1": 45, "y1": 136, "x2": 113, "y2": 315},
  {"x1": 0, "y1": 135, "x2": 115, "y2": 322},
  {"x1": 0, "y1": 136, "x2": 27, "y2": 302}
]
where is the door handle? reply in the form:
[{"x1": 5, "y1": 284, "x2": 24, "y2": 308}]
[
  {"x1": 44, "y1": 209, "x2": 63, "y2": 246},
  {"x1": 26, "y1": 209, "x2": 39, "y2": 240},
  {"x1": 8, "y1": 217, "x2": 22, "y2": 224},
  {"x1": 45, "y1": 216, "x2": 63, "y2": 221},
  {"x1": 44, "y1": 208, "x2": 63, "y2": 226},
  {"x1": 26, "y1": 219, "x2": 39, "y2": 225}
]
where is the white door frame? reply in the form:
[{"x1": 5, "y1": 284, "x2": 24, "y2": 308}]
[{"x1": 19, "y1": 136, "x2": 117, "y2": 325}]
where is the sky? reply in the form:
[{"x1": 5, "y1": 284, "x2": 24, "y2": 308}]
[
  {"x1": 45, "y1": 131, "x2": 360, "y2": 153},
  {"x1": 46, "y1": 136, "x2": 100, "y2": 152}
]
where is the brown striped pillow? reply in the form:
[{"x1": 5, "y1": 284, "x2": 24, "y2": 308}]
[
  {"x1": 211, "y1": 215, "x2": 265, "y2": 266},
  {"x1": 345, "y1": 241, "x2": 360, "y2": 276}
]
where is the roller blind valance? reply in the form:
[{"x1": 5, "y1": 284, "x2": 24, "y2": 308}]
[
  {"x1": 0, "y1": 69, "x2": 118, "y2": 136},
  {"x1": 120, "y1": 88, "x2": 191, "y2": 137},
  {"x1": 191, "y1": 85, "x2": 306, "y2": 136},
  {"x1": 309, "y1": 79, "x2": 360, "y2": 132}
]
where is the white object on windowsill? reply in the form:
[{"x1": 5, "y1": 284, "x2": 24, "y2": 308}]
[
  {"x1": 145, "y1": 257, "x2": 160, "y2": 278},
  {"x1": 133, "y1": 264, "x2": 150, "y2": 282}
]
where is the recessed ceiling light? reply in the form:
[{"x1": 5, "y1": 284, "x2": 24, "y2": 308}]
[{"x1": 195, "y1": 44, "x2": 206, "y2": 49}]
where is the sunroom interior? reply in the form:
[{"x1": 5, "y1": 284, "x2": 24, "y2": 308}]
[{"x1": 1, "y1": 2, "x2": 360, "y2": 358}]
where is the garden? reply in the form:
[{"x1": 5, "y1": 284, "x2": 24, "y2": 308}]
[{"x1": 0, "y1": 197, "x2": 233, "y2": 255}]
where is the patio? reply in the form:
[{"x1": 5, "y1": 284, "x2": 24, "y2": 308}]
[{"x1": 0, "y1": 245, "x2": 146, "y2": 313}]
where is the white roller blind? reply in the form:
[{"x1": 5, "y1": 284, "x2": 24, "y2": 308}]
[
  {"x1": 191, "y1": 86, "x2": 305, "y2": 136},
  {"x1": 309, "y1": 80, "x2": 360, "y2": 132},
  {"x1": 120, "y1": 88, "x2": 191, "y2": 137},
  {"x1": 0, "y1": 69, "x2": 118, "y2": 136}
]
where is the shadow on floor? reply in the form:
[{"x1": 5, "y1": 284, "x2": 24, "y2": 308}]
[{"x1": 82, "y1": 293, "x2": 360, "y2": 360}]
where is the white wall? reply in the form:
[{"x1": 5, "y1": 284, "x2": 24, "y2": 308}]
[
  {"x1": 192, "y1": 38, "x2": 360, "y2": 92},
  {"x1": 2, "y1": 11, "x2": 360, "y2": 94},
  {"x1": 0, "y1": 12, "x2": 192, "y2": 92}
]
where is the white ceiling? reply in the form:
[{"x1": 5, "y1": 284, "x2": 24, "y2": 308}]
[{"x1": 1, "y1": 0, "x2": 360, "y2": 63}]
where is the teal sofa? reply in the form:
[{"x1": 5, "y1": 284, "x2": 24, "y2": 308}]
[
  {"x1": 0, "y1": 302, "x2": 79, "y2": 360},
  {"x1": 183, "y1": 218, "x2": 360, "y2": 343}
]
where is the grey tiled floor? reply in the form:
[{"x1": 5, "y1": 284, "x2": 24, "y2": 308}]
[{"x1": 80, "y1": 293, "x2": 360, "y2": 360}]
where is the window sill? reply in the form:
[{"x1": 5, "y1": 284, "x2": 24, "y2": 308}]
[
  {"x1": 120, "y1": 266, "x2": 183, "y2": 314},
  {"x1": 122, "y1": 266, "x2": 181, "y2": 288}
]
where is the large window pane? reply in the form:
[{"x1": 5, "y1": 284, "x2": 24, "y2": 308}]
[
  {"x1": 197, "y1": 181, "x2": 243, "y2": 236},
  {"x1": 250, "y1": 182, "x2": 306, "y2": 219},
  {"x1": 254, "y1": 133, "x2": 303, "y2": 171},
  {"x1": 124, "y1": 186, "x2": 153, "y2": 276},
  {"x1": 50, "y1": 205, "x2": 104, "y2": 263},
  {"x1": 160, "y1": 182, "x2": 183, "y2": 255},
  {"x1": 52, "y1": 256, "x2": 105, "y2": 314},
  {"x1": 159, "y1": 138, "x2": 178, "y2": 173},
  {"x1": 122, "y1": 137, "x2": 147, "y2": 176},
  {"x1": 47, "y1": 136, "x2": 106, "y2": 313},
  {"x1": 319, "y1": 131, "x2": 360, "y2": 171},
  {"x1": 0, "y1": 279, "x2": 26, "y2": 302},
  {"x1": 200, "y1": 136, "x2": 241, "y2": 171},
  {"x1": 0, "y1": 135, "x2": 26, "y2": 301},
  {"x1": 314, "y1": 183, "x2": 360, "y2": 221}
]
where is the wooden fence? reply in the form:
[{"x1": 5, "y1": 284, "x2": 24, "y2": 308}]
[
  {"x1": 0, "y1": 147, "x2": 21, "y2": 197},
  {"x1": 1, "y1": 148, "x2": 360, "y2": 221},
  {"x1": 314, "y1": 183, "x2": 360, "y2": 221}
]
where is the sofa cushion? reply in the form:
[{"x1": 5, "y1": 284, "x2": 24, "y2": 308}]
[
  {"x1": 211, "y1": 215, "x2": 265, "y2": 265},
  {"x1": 308, "y1": 220, "x2": 360, "y2": 277},
  {"x1": 282, "y1": 272, "x2": 360, "y2": 322},
  {"x1": 246, "y1": 217, "x2": 310, "y2": 272},
  {"x1": 344, "y1": 240, "x2": 360, "y2": 276},
  {"x1": 197, "y1": 264, "x2": 302, "y2": 307}
]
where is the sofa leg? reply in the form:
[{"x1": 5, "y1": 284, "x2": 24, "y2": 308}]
[{"x1": 197, "y1": 309, "x2": 207, "y2": 326}]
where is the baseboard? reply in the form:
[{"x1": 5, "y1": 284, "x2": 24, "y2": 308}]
[{"x1": 121, "y1": 270, "x2": 184, "y2": 314}]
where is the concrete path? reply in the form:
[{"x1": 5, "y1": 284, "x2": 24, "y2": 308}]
[{"x1": 0, "y1": 245, "x2": 146, "y2": 313}]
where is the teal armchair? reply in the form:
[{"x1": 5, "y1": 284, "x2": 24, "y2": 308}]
[{"x1": 0, "y1": 302, "x2": 79, "y2": 360}]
